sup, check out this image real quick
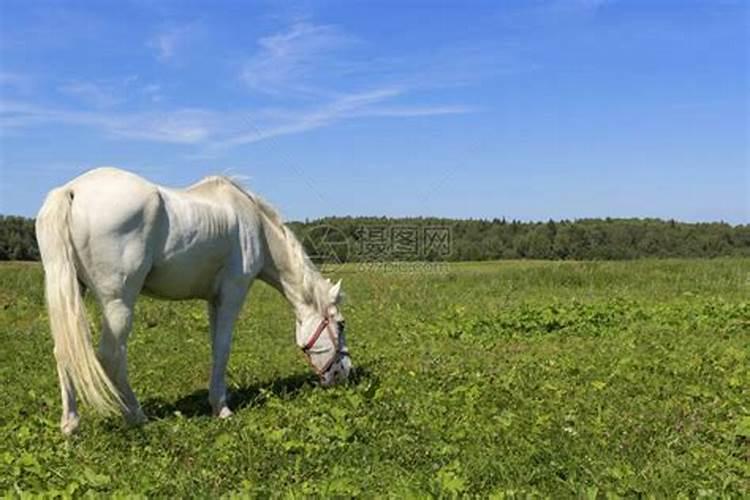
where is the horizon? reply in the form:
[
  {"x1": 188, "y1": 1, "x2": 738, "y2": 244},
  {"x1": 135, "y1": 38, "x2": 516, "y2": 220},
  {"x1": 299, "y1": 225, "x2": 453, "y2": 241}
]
[{"x1": 1, "y1": 0, "x2": 748, "y2": 224}]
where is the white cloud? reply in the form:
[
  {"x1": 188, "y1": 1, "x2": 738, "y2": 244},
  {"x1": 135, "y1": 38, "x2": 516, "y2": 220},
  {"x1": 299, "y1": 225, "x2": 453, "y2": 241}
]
[
  {"x1": 2, "y1": 85, "x2": 474, "y2": 150},
  {"x1": 1, "y1": 100, "x2": 110, "y2": 129},
  {"x1": 220, "y1": 87, "x2": 401, "y2": 147},
  {"x1": 240, "y1": 22, "x2": 354, "y2": 95},
  {"x1": 3, "y1": 21, "x2": 480, "y2": 150},
  {"x1": 225, "y1": 22, "x2": 483, "y2": 149},
  {"x1": 110, "y1": 109, "x2": 214, "y2": 143},
  {"x1": 148, "y1": 24, "x2": 195, "y2": 62},
  {"x1": 214, "y1": 87, "x2": 474, "y2": 149},
  {"x1": 58, "y1": 76, "x2": 164, "y2": 108},
  {"x1": 0, "y1": 100, "x2": 215, "y2": 144},
  {"x1": 59, "y1": 81, "x2": 123, "y2": 108}
]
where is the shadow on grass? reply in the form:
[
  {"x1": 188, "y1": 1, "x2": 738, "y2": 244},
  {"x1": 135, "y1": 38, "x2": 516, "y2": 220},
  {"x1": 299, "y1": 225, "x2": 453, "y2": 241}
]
[{"x1": 141, "y1": 366, "x2": 375, "y2": 420}]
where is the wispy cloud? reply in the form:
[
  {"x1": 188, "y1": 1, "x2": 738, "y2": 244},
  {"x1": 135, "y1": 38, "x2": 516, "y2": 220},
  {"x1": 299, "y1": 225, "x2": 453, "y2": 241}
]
[
  {"x1": 5, "y1": 21, "x2": 481, "y2": 151},
  {"x1": 0, "y1": 72, "x2": 34, "y2": 94},
  {"x1": 148, "y1": 24, "x2": 196, "y2": 62},
  {"x1": 112, "y1": 109, "x2": 214, "y2": 143},
  {"x1": 1, "y1": 100, "x2": 215, "y2": 144},
  {"x1": 240, "y1": 22, "x2": 355, "y2": 96},
  {"x1": 207, "y1": 87, "x2": 473, "y2": 151},
  {"x1": 58, "y1": 76, "x2": 163, "y2": 108},
  {"x1": 392, "y1": 41, "x2": 538, "y2": 91},
  {"x1": 220, "y1": 87, "x2": 403, "y2": 147},
  {"x1": 59, "y1": 80, "x2": 125, "y2": 108},
  {"x1": 240, "y1": 20, "x2": 534, "y2": 98},
  {"x1": 1, "y1": 91, "x2": 473, "y2": 150},
  {"x1": 226, "y1": 22, "x2": 483, "y2": 148}
]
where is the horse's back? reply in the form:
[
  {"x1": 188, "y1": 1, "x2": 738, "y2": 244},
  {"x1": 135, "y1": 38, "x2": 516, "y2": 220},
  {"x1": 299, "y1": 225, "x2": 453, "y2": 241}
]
[
  {"x1": 70, "y1": 167, "x2": 163, "y2": 227},
  {"x1": 69, "y1": 167, "x2": 165, "y2": 243},
  {"x1": 54, "y1": 167, "x2": 258, "y2": 301}
]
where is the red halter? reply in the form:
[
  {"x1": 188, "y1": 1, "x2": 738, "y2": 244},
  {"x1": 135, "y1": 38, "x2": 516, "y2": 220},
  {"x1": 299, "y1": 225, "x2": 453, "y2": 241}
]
[{"x1": 300, "y1": 316, "x2": 345, "y2": 378}]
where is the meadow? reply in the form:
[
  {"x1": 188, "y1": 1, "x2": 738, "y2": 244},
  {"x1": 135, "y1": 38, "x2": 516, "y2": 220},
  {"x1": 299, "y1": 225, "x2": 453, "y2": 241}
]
[{"x1": 0, "y1": 259, "x2": 748, "y2": 497}]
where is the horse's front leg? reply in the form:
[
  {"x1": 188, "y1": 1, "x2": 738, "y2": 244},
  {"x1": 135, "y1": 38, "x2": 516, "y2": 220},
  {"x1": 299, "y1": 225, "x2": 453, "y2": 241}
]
[{"x1": 208, "y1": 285, "x2": 246, "y2": 419}]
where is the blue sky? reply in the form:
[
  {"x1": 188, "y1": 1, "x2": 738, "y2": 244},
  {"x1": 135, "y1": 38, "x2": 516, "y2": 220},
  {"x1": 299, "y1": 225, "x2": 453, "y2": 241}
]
[{"x1": 1, "y1": 0, "x2": 747, "y2": 223}]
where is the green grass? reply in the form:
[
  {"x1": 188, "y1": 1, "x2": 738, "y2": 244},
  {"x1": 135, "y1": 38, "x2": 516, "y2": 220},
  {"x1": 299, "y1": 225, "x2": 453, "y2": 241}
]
[{"x1": 1, "y1": 259, "x2": 748, "y2": 497}]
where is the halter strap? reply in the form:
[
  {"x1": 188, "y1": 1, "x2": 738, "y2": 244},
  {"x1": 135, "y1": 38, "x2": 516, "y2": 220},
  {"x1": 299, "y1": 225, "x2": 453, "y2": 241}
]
[{"x1": 302, "y1": 317, "x2": 332, "y2": 352}]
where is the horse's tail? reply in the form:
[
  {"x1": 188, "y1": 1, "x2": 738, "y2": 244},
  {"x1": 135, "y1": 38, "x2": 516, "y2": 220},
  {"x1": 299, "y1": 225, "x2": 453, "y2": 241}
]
[{"x1": 36, "y1": 187, "x2": 122, "y2": 414}]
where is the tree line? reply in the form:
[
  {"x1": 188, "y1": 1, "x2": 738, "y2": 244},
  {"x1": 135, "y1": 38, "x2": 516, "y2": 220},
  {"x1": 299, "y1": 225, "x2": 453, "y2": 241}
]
[
  {"x1": 288, "y1": 216, "x2": 750, "y2": 263},
  {"x1": 1, "y1": 214, "x2": 748, "y2": 262},
  {"x1": 0, "y1": 216, "x2": 39, "y2": 261}
]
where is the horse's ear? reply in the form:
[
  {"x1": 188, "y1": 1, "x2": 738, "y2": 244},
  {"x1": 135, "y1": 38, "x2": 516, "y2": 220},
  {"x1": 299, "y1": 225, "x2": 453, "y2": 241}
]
[{"x1": 329, "y1": 279, "x2": 343, "y2": 304}]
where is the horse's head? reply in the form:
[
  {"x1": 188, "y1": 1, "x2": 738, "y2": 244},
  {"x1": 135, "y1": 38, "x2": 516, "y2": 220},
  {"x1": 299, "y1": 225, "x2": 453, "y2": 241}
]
[{"x1": 296, "y1": 280, "x2": 351, "y2": 386}]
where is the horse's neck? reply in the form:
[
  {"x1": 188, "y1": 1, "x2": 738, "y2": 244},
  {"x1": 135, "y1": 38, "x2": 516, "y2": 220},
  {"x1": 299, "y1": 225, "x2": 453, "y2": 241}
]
[{"x1": 257, "y1": 219, "x2": 320, "y2": 318}]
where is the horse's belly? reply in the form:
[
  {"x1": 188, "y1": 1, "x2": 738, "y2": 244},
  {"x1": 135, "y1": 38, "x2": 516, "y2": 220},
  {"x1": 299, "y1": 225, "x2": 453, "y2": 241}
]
[
  {"x1": 143, "y1": 248, "x2": 228, "y2": 300},
  {"x1": 144, "y1": 188, "x2": 239, "y2": 300}
]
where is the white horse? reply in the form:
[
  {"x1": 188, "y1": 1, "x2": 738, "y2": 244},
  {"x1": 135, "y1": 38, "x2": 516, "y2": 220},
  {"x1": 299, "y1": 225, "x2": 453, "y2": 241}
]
[{"x1": 35, "y1": 167, "x2": 351, "y2": 435}]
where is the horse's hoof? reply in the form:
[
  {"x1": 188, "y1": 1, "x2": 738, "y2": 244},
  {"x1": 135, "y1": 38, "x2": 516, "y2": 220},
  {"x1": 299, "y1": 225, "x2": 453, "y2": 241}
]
[
  {"x1": 216, "y1": 407, "x2": 233, "y2": 419},
  {"x1": 61, "y1": 415, "x2": 80, "y2": 436},
  {"x1": 125, "y1": 408, "x2": 148, "y2": 426}
]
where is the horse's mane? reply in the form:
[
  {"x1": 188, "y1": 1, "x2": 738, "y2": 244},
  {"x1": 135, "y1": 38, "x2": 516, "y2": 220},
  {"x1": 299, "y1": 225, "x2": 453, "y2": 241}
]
[{"x1": 200, "y1": 176, "x2": 331, "y2": 312}]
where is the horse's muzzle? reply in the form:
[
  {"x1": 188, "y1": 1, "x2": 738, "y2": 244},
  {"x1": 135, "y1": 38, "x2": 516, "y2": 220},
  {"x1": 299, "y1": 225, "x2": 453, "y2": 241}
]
[{"x1": 320, "y1": 353, "x2": 352, "y2": 386}]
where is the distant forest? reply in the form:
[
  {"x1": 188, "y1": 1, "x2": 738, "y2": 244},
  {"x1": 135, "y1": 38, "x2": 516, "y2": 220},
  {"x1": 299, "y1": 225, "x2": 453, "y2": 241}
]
[
  {"x1": 2, "y1": 214, "x2": 748, "y2": 262},
  {"x1": 0, "y1": 216, "x2": 38, "y2": 261}
]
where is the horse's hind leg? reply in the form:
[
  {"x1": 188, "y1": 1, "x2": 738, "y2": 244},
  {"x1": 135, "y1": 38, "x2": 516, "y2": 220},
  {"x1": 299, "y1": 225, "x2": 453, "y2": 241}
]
[
  {"x1": 55, "y1": 360, "x2": 79, "y2": 435},
  {"x1": 98, "y1": 295, "x2": 147, "y2": 425}
]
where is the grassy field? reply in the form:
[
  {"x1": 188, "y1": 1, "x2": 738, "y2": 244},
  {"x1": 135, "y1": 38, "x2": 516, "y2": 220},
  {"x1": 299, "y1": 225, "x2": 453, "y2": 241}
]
[{"x1": 1, "y1": 259, "x2": 748, "y2": 497}]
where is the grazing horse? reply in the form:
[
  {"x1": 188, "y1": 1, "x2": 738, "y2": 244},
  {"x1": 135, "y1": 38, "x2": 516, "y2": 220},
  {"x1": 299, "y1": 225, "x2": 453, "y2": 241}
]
[{"x1": 36, "y1": 167, "x2": 351, "y2": 435}]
